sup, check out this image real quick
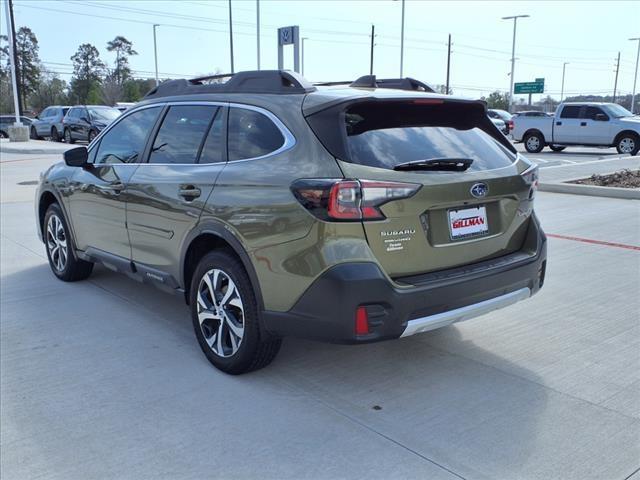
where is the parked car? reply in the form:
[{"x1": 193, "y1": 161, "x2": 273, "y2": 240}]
[
  {"x1": 513, "y1": 111, "x2": 553, "y2": 117},
  {"x1": 489, "y1": 117, "x2": 508, "y2": 135},
  {"x1": 0, "y1": 115, "x2": 33, "y2": 138},
  {"x1": 488, "y1": 108, "x2": 514, "y2": 133},
  {"x1": 36, "y1": 70, "x2": 546, "y2": 374},
  {"x1": 62, "y1": 105, "x2": 121, "y2": 144},
  {"x1": 512, "y1": 102, "x2": 640, "y2": 154},
  {"x1": 30, "y1": 105, "x2": 70, "y2": 141}
]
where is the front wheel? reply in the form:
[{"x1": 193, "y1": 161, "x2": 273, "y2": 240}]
[
  {"x1": 64, "y1": 128, "x2": 75, "y2": 144},
  {"x1": 44, "y1": 204, "x2": 93, "y2": 281},
  {"x1": 524, "y1": 132, "x2": 544, "y2": 153},
  {"x1": 616, "y1": 133, "x2": 639, "y2": 156},
  {"x1": 549, "y1": 145, "x2": 566, "y2": 152},
  {"x1": 30, "y1": 126, "x2": 40, "y2": 140},
  {"x1": 190, "y1": 251, "x2": 282, "y2": 375}
]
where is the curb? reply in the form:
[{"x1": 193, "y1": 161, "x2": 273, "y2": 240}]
[
  {"x1": 0, "y1": 146, "x2": 69, "y2": 154},
  {"x1": 539, "y1": 182, "x2": 640, "y2": 200}
]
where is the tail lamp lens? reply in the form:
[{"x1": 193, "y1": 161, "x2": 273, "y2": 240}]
[{"x1": 291, "y1": 179, "x2": 420, "y2": 221}]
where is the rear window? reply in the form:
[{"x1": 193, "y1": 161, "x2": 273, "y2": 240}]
[
  {"x1": 560, "y1": 106, "x2": 581, "y2": 118},
  {"x1": 343, "y1": 102, "x2": 515, "y2": 172}
]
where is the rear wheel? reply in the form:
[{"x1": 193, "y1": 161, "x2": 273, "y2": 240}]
[
  {"x1": 549, "y1": 145, "x2": 566, "y2": 152},
  {"x1": 190, "y1": 250, "x2": 281, "y2": 375},
  {"x1": 44, "y1": 203, "x2": 93, "y2": 281},
  {"x1": 524, "y1": 131, "x2": 544, "y2": 153},
  {"x1": 64, "y1": 128, "x2": 75, "y2": 144},
  {"x1": 0, "y1": 130, "x2": 8, "y2": 138},
  {"x1": 616, "y1": 133, "x2": 639, "y2": 156},
  {"x1": 50, "y1": 127, "x2": 60, "y2": 142}
]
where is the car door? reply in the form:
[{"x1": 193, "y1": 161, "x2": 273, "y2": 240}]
[
  {"x1": 553, "y1": 105, "x2": 584, "y2": 143},
  {"x1": 66, "y1": 106, "x2": 163, "y2": 259},
  {"x1": 75, "y1": 107, "x2": 91, "y2": 141},
  {"x1": 580, "y1": 106, "x2": 611, "y2": 144},
  {"x1": 126, "y1": 103, "x2": 227, "y2": 281},
  {"x1": 35, "y1": 108, "x2": 50, "y2": 136}
]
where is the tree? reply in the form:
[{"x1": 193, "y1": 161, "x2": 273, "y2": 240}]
[
  {"x1": 481, "y1": 91, "x2": 510, "y2": 110},
  {"x1": 69, "y1": 43, "x2": 104, "y2": 103},
  {"x1": 100, "y1": 72, "x2": 123, "y2": 105},
  {"x1": 0, "y1": 35, "x2": 12, "y2": 113},
  {"x1": 15, "y1": 27, "x2": 41, "y2": 110},
  {"x1": 31, "y1": 69, "x2": 68, "y2": 111},
  {"x1": 106, "y1": 36, "x2": 137, "y2": 85}
]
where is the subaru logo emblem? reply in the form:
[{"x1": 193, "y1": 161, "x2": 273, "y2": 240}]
[{"x1": 470, "y1": 183, "x2": 488, "y2": 198}]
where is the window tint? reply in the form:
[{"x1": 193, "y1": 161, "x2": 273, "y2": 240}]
[
  {"x1": 40, "y1": 108, "x2": 50, "y2": 118},
  {"x1": 62, "y1": 108, "x2": 70, "y2": 116},
  {"x1": 584, "y1": 106, "x2": 608, "y2": 120},
  {"x1": 95, "y1": 107, "x2": 161, "y2": 164},
  {"x1": 560, "y1": 106, "x2": 581, "y2": 118},
  {"x1": 149, "y1": 105, "x2": 217, "y2": 164},
  {"x1": 67, "y1": 108, "x2": 78, "y2": 119},
  {"x1": 199, "y1": 108, "x2": 225, "y2": 164},
  {"x1": 227, "y1": 108, "x2": 284, "y2": 161}
]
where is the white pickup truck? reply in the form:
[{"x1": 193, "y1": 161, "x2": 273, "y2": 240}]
[{"x1": 512, "y1": 102, "x2": 639, "y2": 155}]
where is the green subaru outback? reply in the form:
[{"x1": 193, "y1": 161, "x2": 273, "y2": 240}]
[{"x1": 36, "y1": 71, "x2": 546, "y2": 374}]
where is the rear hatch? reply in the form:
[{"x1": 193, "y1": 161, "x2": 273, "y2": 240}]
[{"x1": 305, "y1": 96, "x2": 537, "y2": 279}]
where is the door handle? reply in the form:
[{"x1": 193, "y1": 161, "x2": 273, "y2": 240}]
[
  {"x1": 580, "y1": 122, "x2": 587, "y2": 126},
  {"x1": 179, "y1": 185, "x2": 201, "y2": 200},
  {"x1": 556, "y1": 121, "x2": 562, "y2": 126},
  {"x1": 109, "y1": 181, "x2": 125, "y2": 193}
]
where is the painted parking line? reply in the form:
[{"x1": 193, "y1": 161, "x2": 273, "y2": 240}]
[{"x1": 547, "y1": 233, "x2": 640, "y2": 251}]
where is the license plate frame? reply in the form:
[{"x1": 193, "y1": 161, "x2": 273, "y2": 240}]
[{"x1": 448, "y1": 205, "x2": 489, "y2": 240}]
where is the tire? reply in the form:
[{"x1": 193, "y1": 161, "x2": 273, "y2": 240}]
[
  {"x1": 64, "y1": 128, "x2": 75, "y2": 144},
  {"x1": 88, "y1": 129, "x2": 97, "y2": 143},
  {"x1": 44, "y1": 203, "x2": 93, "y2": 281},
  {"x1": 30, "y1": 126, "x2": 40, "y2": 140},
  {"x1": 615, "y1": 133, "x2": 639, "y2": 156},
  {"x1": 523, "y1": 131, "x2": 544, "y2": 153},
  {"x1": 50, "y1": 127, "x2": 60, "y2": 142},
  {"x1": 0, "y1": 130, "x2": 8, "y2": 138},
  {"x1": 549, "y1": 145, "x2": 566, "y2": 152},
  {"x1": 190, "y1": 250, "x2": 282, "y2": 375}
]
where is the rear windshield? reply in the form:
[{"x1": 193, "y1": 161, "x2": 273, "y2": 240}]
[{"x1": 344, "y1": 102, "x2": 515, "y2": 172}]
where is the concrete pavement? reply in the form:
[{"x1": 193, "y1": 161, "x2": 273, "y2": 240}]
[{"x1": 1, "y1": 151, "x2": 639, "y2": 480}]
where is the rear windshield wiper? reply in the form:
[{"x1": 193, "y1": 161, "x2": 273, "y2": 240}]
[{"x1": 393, "y1": 158, "x2": 474, "y2": 172}]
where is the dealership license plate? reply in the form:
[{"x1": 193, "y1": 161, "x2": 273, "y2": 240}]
[{"x1": 449, "y1": 206, "x2": 489, "y2": 239}]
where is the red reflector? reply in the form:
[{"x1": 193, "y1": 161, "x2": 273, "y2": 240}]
[{"x1": 355, "y1": 306, "x2": 369, "y2": 335}]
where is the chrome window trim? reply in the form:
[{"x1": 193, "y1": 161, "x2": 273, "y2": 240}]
[{"x1": 89, "y1": 101, "x2": 296, "y2": 166}]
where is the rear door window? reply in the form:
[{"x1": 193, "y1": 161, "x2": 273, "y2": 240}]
[
  {"x1": 343, "y1": 102, "x2": 515, "y2": 172},
  {"x1": 95, "y1": 107, "x2": 161, "y2": 164},
  {"x1": 148, "y1": 105, "x2": 218, "y2": 164},
  {"x1": 227, "y1": 108, "x2": 284, "y2": 161},
  {"x1": 560, "y1": 106, "x2": 581, "y2": 118}
]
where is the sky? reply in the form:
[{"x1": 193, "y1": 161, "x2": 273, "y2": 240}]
[{"x1": 2, "y1": 0, "x2": 639, "y2": 100}]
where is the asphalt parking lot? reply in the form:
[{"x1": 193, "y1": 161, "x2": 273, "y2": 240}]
[{"x1": 1, "y1": 146, "x2": 639, "y2": 480}]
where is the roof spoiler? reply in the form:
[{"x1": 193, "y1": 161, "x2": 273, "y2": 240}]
[{"x1": 144, "y1": 70, "x2": 317, "y2": 98}]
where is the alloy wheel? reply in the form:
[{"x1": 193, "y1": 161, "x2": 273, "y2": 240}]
[
  {"x1": 619, "y1": 137, "x2": 635, "y2": 154},
  {"x1": 46, "y1": 214, "x2": 68, "y2": 272},
  {"x1": 196, "y1": 268, "x2": 245, "y2": 358},
  {"x1": 526, "y1": 136, "x2": 540, "y2": 150}
]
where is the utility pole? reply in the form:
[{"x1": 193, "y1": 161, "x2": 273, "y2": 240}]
[
  {"x1": 228, "y1": 0, "x2": 234, "y2": 73},
  {"x1": 400, "y1": 0, "x2": 405, "y2": 77},
  {"x1": 502, "y1": 14, "x2": 530, "y2": 113},
  {"x1": 613, "y1": 51, "x2": 620, "y2": 102},
  {"x1": 629, "y1": 37, "x2": 639, "y2": 114},
  {"x1": 256, "y1": 0, "x2": 260, "y2": 70},
  {"x1": 560, "y1": 62, "x2": 569, "y2": 101},
  {"x1": 369, "y1": 25, "x2": 375, "y2": 75},
  {"x1": 153, "y1": 24, "x2": 159, "y2": 86},
  {"x1": 3, "y1": 0, "x2": 21, "y2": 122},
  {"x1": 446, "y1": 34, "x2": 452, "y2": 94},
  {"x1": 301, "y1": 37, "x2": 308, "y2": 76},
  {"x1": 7, "y1": 0, "x2": 22, "y2": 116}
]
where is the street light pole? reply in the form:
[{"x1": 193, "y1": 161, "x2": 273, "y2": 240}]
[
  {"x1": 3, "y1": 0, "x2": 21, "y2": 123},
  {"x1": 228, "y1": 0, "x2": 235, "y2": 73},
  {"x1": 400, "y1": 0, "x2": 405, "y2": 77},
  {"x1": 560, "y1": 62, "x2": 569, "y2": 102},
  {"x1": 256, "y1": 0, "x2": 260, "y2": 70},
  {"x1": 153, "y1": 24, "x2": 160, "y2": 86},
  {"x1": 502, "y1": 14, "x2": 529, "y2": 113},
  {"x1": 630, "y1": 37, "x2": 640, "y2": 114},
  {"x1": 301, "y1": 37, "x2": 308, "y2": 76}
]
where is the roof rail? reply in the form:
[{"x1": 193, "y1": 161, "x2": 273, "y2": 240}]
[
  {"x1": 144, "y1": 70, "x2": 316, "y2": 98},
  {"x1": 314, "y1": 75, "x2": 435, "y2": 92}
]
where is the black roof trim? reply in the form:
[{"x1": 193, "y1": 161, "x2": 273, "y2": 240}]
[
  {"x1": 314, "y1": 75, "x2": 435, "y2": 93},
  {"x1": 144, "y1": 70, "x2": 316, "y2": 98}
]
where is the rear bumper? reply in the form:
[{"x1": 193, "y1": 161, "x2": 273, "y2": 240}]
[{"x1": 263, "y1": 215, "x2": 546, "y2": 343}]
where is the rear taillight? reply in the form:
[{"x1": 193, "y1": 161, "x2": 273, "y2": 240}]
[
  {"x1": 521, "y1": 164, "x2": 539, "y2": 199},
  {"x1": 507, "y1": 120, "x2": 514, "y2": 131},
  {"x1": 291, "y1": 179, "x2": 421, "y2": 221}
]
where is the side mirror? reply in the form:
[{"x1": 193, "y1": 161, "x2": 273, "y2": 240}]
[
  {"x1": 595, "y1": 113, "x2": 608, "y2": 121},
  {"x1": 64, "y1": 147, "x2": 89, "y2": 167}
]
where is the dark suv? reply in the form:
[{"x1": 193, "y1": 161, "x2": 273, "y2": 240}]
[
  {"x1": 36, "y1": 71, "x2": 546, "y2": 374},
  {"x1": 62, "y1": 105, "x2": 120, "y2": 143}
]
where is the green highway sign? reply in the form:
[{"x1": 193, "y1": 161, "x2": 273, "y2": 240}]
[{"x1": 514, "y1": 80, "x2": 544, "y2": 94}]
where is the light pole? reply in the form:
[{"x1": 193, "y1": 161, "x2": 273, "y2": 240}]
[
  {"x1": 3, "y1": 0, "x2": 21, "y2": 125},
  {"x1": 502, "y1": 14, "x2": 529, "y2": 113},
  {"x1": 153, "y1": 24, "x2": 160, "y2": 86},
  {"x1": 399, "y1": 0, "x2": 405, "y2": 77},
  {"x1": 560, "y1": 62, "x2": 569, "y2": 102},
  {"x1": 630, "y1": 37, "x2": 640, "y2": 114},
  {"x1": 228, "y1": 0, "x2": 234, "y2": 73},
  {"x1": 256, "y1": 0, "x2": 260, "y2": 70},
  {"x1": 301, "y1": 37, "x2": 308, "y2": 77}
]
